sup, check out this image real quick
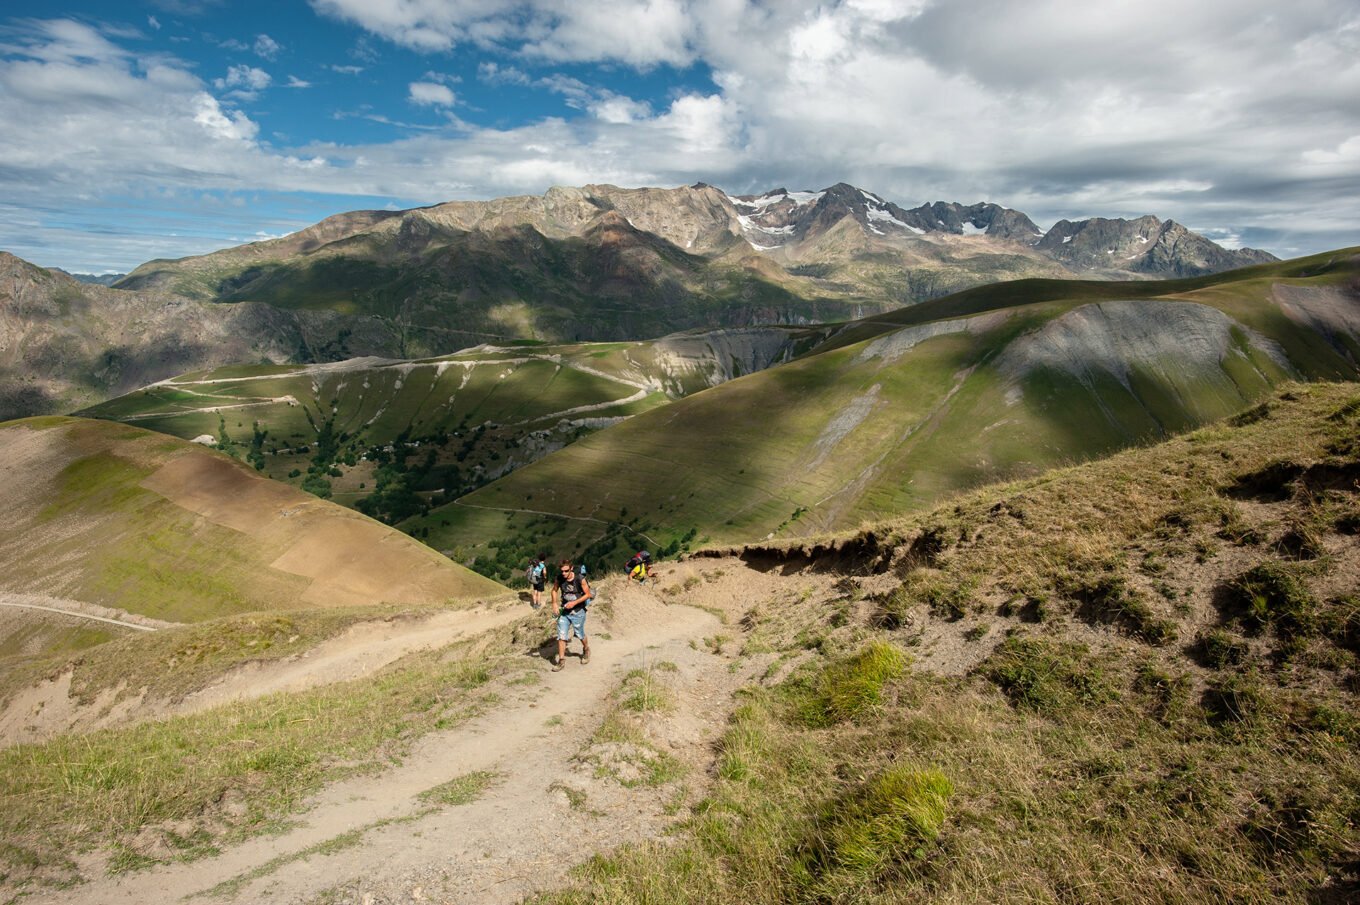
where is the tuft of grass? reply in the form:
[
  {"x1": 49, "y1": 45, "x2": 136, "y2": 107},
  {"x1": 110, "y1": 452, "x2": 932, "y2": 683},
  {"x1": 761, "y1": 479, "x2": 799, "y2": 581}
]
[
  {"x1": 620, "y1": 667, "x2": 673, "y2": 713},
  {"x1": 417, "y1": 770, "x2": 499, "y2": 807},
  {"x1": 895, "y1": 569, "x2": 975, "y2": 621},
  {"x1": 1224, "y1": 561, "x2": 1318, "y2": 638},
  {"x1": 795, "y1": 765, "x2": 953, "y2": 895},
  {"x1": 1193, "y1": 629, "x2": 1250, "y2": 669},
  {"x1": 980, "y1": 636, "x2": 1117, "y2": 714},
  {"x1": 1063, "y1": 569, "x2": 1178, "y2": 645},
  {"x1": 1201, "y1": 672, "x2": 1270, "y2": 728},
  {"x1": 548, "y1": 782, "x2": 590, "y2": 811},
  {"x1": 1132, "y1": 660, "x2": 1191, "y2": 724},
  {"x1": 793, "y1": 641, "x2": 907, "y2": 728},
  {"x1": 587, "y1": 672, "x2": 687, "y2": 789}
]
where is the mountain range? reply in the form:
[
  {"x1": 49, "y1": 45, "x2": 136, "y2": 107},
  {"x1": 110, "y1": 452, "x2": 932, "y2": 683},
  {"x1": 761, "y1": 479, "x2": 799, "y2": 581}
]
[
  {"x1": 116, "y1": 183, "x2": 1274, "y2": 345},
  {"x1": 0, "y1": 183, "x2": 1274, "y2": 421}
]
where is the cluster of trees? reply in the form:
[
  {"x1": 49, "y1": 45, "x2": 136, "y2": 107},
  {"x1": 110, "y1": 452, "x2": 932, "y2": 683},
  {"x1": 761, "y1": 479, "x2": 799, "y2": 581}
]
[{"x1": 355, "y1": 432, "x2": 437, "y2": 524}]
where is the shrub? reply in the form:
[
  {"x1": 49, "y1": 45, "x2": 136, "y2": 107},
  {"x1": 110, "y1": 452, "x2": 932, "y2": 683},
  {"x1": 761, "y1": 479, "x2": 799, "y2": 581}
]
[{"x1": 300, "y1": 474, "x2": 332, "y2": 499}]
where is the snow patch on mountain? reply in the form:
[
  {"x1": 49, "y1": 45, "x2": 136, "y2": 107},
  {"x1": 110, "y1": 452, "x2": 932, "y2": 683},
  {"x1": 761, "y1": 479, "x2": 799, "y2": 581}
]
[{"x1": 866, "y1": 206, "x2": 923, "y2": 234}]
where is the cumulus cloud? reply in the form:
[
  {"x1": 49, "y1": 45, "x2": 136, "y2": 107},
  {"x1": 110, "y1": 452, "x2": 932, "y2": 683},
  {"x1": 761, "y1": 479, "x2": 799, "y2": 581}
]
[
  {"x1": 309, "y1": 0, "x2": 700, "y2": 64},
  {"x1": 192, "y1": 93, "x2": 259, "y2": 141},
  {"x1": 214, "y1": 64, "x2": 271, "y2": 97},
  {"x1": 253, "y1": 34, "x2": 282, "y2": 60},
  {"x1": 408, "y1": 81, "x2": 455, "y2": 106},
  {"x1": 4, "y1": 2, "x2": 1360, "y2": 270}
]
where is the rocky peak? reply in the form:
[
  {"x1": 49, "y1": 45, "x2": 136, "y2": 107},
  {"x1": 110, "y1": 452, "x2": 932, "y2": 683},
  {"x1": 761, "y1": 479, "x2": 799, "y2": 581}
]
[
  {"x1": 897, "y1": 202, "x2": 1042, "y2": 242},
  {"x1": 1034, "y1": 214, "x2": 1275, "y2": 277}
]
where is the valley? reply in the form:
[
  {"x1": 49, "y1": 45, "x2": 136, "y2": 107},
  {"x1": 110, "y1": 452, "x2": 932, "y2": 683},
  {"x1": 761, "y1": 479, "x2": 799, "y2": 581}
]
[
  {"x1": 2, "y1": 381, "x2": 1358, "y2": 903},
  {"x1": 0, "y1": 185, "x2": 1355, "y2": 905}
]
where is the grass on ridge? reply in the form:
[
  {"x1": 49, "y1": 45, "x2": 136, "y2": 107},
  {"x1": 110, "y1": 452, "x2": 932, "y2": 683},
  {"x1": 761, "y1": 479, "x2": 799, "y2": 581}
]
[
  {"x1": 0, "y1": 619, "x2": 532, "y2": 896},
  {"x1": 533, "y1": 383, "x2": 1360, "y2": 904}
]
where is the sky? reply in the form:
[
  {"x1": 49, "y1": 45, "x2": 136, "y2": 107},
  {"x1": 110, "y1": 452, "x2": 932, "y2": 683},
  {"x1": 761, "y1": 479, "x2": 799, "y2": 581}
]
[{"x1": 1, "y1": 0, "x2": 1358, "y2": 274}]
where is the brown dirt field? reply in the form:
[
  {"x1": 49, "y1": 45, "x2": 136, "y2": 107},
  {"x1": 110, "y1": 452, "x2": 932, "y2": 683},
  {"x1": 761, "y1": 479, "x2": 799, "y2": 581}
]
[{"x1": 141, "y1": 450, "x2": 502, "y2": 606}]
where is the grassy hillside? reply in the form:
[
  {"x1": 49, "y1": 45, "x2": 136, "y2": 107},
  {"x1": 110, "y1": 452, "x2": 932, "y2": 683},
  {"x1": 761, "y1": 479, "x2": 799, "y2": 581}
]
[
  {"x1": 544, "y1": 380, "x2": 1360, "y2": 903},
  {"x1": 0, "y1": 417, "x2": 504, "y2": 633},
  {"x1": 80, "y1": 328, "x2": 823, "y2": 528},
  {"x1": 3, "y1": 384, "x2": 1356, "y2": 903},
  {"x1": 412, "y1": 248, "x2": 1360, "y2": 573}
]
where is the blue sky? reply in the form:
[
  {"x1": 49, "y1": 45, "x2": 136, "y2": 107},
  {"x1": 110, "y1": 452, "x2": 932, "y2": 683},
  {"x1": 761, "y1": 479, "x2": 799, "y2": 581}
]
[{"x1": 2, "y1": 0, "x2": 1358, "y2": 272}]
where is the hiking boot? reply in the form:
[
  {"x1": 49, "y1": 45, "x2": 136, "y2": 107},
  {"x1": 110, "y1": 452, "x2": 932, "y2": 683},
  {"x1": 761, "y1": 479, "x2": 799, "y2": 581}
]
[
  {"x1": 581, "y1": 649, "x2": 591, "y2": 665},
  {"x1": 552, "y1": 656, "x2": 565, "y2": 672}
]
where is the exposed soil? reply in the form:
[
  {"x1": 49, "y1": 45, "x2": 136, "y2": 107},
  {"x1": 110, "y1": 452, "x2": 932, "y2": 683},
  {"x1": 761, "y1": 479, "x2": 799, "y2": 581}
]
[
  {"x1": 21, "y1": 581, "x2": 746, "y2": 905},
  {"x1": 0, "y1": 600, "x2": 526, "y2": 749}
]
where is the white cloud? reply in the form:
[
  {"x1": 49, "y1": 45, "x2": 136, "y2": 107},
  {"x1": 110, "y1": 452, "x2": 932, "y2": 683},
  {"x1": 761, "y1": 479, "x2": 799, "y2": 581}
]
[
  {"x1": 1302, "y1": 135, "x2": 1360, "y2": 167},
  {"x1": 408, "y1": 81, "x2": 455, "y2": 106},
  {"x1": 477, "y1": 61, "x2": 529, "y2": 85},
  {"x1": 310, "y1": 0, "x2": 697, "y2": 64},
  {"x1": 214, "y1": 64, "x2": 271, "y2": 93},
  {"x1": 148, "y1": 15, "x2": 161, "y2": 30},
  {"x1": 5, "y1": 4, "x2": 1360, "y2": 271},
  {"x1": 591, "y1": 95, "x2": 651, "y2": 124},
  {"x1": 285, "y1": 75, "x2": 312, "y2": 88},
  {"x1": 254, "y1": 34, "x2": 282, "y2": 60},
  {"x1": 192, "y1": 93, "x2": 259, "y2": 142}
]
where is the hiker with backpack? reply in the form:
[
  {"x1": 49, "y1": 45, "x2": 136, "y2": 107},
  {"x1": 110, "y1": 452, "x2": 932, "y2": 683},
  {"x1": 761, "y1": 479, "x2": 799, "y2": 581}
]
[
  {"x1": 526, "y1": 552, "x2": 548, "y2": 610},
  {"x1": 626, "y1": 550, "x2": 651, "y2": 584},
  {"x1": 551, "y1": 559, "x2": 592, "y2": 671}
]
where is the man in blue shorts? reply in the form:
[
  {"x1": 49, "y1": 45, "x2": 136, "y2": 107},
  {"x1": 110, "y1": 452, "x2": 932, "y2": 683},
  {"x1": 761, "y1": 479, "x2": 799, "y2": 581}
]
[{"x1": 551, "y1": 559, "x2": 592, "y2": 671}]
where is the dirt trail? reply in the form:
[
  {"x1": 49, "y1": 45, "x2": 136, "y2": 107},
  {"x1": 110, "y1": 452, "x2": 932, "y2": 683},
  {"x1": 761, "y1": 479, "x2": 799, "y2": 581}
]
[
  {"x1": 0, "y1": 601, "x2": 524, "y2": 749},
  {"x1": 0, "y1": 593, "x2": 175, "y2": 632},
  {"x1": 30, "y1": 583, "x2": 729, "y2": 905}
]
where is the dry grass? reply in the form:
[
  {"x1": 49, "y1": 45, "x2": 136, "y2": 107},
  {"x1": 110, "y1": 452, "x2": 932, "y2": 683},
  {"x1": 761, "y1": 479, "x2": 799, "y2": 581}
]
[
  {"x1": 535, "y1": 383, "x2": 1360, "y2": 905},
  {"x1": 0, "y1": 624, "x2": 529, "y2": 897}
]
